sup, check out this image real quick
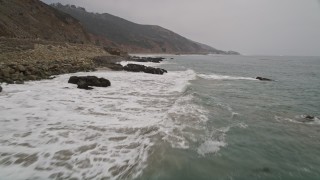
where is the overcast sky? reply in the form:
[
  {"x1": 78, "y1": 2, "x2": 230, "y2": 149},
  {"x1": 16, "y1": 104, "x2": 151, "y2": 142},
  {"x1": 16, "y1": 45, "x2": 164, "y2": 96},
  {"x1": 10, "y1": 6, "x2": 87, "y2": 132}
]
[{"x1": 42, "y1": 0, "x2": 320, "y2": 56}]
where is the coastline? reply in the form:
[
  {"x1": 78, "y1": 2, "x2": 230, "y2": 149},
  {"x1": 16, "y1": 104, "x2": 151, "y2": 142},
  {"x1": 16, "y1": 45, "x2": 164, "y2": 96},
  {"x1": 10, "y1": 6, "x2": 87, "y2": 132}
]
[
  {"x1": 0, "y1": 38, "x2": 108, "y2": 84},
  {"x1": 0, "y1": 38, "x2": 172, "y2": 85}
]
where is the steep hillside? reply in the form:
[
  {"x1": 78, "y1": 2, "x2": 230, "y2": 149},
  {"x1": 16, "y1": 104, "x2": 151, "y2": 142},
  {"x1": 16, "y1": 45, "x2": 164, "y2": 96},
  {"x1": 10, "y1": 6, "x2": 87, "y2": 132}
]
[
  {"x1": 0, "y1": 0, "x2": 90, "y2": 44},
  {"x1": 51, "y1": 3, "x2": 233, "y2": 54}
]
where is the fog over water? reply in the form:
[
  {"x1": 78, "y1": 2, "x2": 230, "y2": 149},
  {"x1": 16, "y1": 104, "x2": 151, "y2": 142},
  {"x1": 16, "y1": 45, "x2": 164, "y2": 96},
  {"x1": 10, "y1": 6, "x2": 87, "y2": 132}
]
[{"x1": 42, "y1": 0, "x2": 320, "y2": 56}]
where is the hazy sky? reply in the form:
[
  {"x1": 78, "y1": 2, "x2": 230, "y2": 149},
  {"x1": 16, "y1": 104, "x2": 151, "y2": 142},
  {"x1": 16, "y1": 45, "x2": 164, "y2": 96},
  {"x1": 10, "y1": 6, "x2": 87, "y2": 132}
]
[{"x1": 42, "y1": 0, "x2": 320, "y2": 56}]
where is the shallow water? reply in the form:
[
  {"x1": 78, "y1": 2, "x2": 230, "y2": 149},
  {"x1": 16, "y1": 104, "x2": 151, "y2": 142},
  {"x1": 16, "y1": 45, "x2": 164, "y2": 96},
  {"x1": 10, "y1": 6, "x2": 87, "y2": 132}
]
[{"x1": 1, "y1": 55, "x2": 320, "y2": 179}]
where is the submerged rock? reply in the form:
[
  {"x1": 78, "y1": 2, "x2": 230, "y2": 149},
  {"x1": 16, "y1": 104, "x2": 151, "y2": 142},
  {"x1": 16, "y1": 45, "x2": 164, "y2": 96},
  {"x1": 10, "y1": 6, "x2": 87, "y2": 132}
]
[
  {"x1": 68, "y1": 76, "x2": 111, "y2": 88},
  {"x1": 0, "y1": 86, "x2": 2, "y2": 92},
  {"x1": 305, "y1": 115, "x2": 315, "y2": 120},
  {"x1": 256, "y1": 77, "x2": 273, "y2": 81},
  {"x1": 253, "y1": 167, "x2": 271, "y2": 173},
  {"x1": 297, "y1": 115, "x2": 316, "y2": 123},
  {"x1": 123, "y1": 64, "x2": 167, "y2": 75}
]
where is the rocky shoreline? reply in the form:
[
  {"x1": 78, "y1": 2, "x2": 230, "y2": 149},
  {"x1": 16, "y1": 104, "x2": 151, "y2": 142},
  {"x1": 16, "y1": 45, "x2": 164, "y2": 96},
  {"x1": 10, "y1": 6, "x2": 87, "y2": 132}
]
[
  {"x1": 0, "y1": 59, "x2": 96, "y2": 84},
  {"x1": 0, "y1": 38, "x2": 169, "y2": 88},
  {"x1": 0, "y1": 38, "x2": 108, "y2": 84}
]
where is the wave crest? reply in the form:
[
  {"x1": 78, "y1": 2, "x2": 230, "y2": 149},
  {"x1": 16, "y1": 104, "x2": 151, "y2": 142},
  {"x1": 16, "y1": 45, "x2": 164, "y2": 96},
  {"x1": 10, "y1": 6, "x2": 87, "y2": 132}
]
[{"x1": 198, "y1": 73, "x2": 257, "y2": 81}]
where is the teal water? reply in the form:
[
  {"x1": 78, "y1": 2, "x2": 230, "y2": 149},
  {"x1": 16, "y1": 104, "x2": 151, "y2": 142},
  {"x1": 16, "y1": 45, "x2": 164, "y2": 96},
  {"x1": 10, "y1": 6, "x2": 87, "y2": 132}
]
[
  {"x1": 138, "y1": 55, "x2": 320, "y2": 180},
  {"x1": 1, "y1": 55, "x2": 320, "y2": 179}
]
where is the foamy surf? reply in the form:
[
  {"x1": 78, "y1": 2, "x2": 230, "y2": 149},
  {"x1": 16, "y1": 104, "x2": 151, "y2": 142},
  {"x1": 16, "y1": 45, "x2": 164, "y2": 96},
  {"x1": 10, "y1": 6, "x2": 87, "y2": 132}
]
[
  {"x1": 0, "y1": 69, "x2": 221, "y2": 179},
  {"x1": 275, "y1": 115, "x2": 320, "y2": 125},
  {"x1": 119, "y1": 60, "x2": 171, "y2": 67},
  {"x1": 198, "y1": 73, "x2": 257, "y2": 81},
  {"x1": 197, "y1": 140, "x2": 226, "y2": 156}
]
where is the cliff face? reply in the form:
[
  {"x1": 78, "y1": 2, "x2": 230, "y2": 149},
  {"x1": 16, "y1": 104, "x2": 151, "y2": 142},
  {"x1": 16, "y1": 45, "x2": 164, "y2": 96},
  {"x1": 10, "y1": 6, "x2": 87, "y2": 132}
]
[
  {"x1": 0, "y1": 0, "x2": 90, "y2": 44},
  {"x1": 51, "y1": 4, "x2": 228, "y2": 54}
]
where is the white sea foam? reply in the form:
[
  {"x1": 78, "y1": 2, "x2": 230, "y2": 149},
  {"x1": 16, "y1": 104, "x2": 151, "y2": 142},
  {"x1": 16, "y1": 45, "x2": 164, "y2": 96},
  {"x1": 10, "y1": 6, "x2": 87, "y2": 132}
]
[
  {"x1": 119, "y1": 60, "x2": 171, "y2": 67},
  {"x1": 198, "y1": 73, "x2": 257, "y2": 81},
  {"x1": 0, "y1": 69, "x2": 208, "y2": 179},
  {"x1": 160, "y1": 93, "x2": 209, "y2": 149},
  {"x1": 196, "y1": 122, "x2": 248, "y2": 156},
  {"x1": 197, "y1": 140, "x2": 226, "y2": 156}
]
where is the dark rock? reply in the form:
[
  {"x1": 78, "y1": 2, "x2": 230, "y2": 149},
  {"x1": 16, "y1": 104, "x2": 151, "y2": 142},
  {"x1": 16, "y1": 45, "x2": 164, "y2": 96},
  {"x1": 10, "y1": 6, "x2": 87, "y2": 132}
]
[
  {"x1": 77, "y1": 80, "x2": 93, "y2": 90},
  {"x1": 68, "y1": 76, "x2": 111, "y2": 87},
  {"x1": 0, "y1": 86, "x2": 2, "y2": 92},
  {"x1": 107, "y1": 63, "x2": 123, "y2": 71},
  {"x1": 297, "y1": 115, "x2": 316, "y2": 123},
  {"x1": 123, "y1": 64, "x2": 143, "y2": 72},
  {"x1": 256, "y1": 77, "x2": 273, "y2": 81},
  {"x1": 130, "y1": 56, "x2": 165, "y2": 63},
  {"x1": 305, "y1": 115, "x2": 315, "y2": 120},
  {"x1": 68, "y1": 76, "x2": 80, "y2": 84},
  {"x1": 123, "y1": 64, "x2": 167, "y2": 75}
]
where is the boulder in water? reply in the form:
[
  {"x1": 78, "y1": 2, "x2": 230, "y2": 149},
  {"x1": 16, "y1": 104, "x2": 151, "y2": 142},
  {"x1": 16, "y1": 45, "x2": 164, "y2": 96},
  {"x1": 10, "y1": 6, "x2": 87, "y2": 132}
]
[
  {"x1": 130, "y1": 56, "x2": 165, "y2": 63},
  {"x1": 68, "y1": 76, "x2": 111, "y2": 87},
  {"x1": 77, "y1": 80, "x2": 94, "y2": 90},
  {"x1": 256, "y1": 77, "x2": 273, "y2": 81},
  {"x1": 0, "y1": 86, "x2": 2, "y2": 92},
  {"x1": 123, "y1": 64, "x2": 167, "y2": 75}
]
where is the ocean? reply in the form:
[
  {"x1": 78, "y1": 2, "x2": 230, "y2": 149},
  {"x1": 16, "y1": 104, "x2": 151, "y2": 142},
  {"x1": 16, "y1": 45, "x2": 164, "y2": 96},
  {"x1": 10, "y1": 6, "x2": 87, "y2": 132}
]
[{"x1": 0, "y1": 55, "x2": 320, "y2": 179}]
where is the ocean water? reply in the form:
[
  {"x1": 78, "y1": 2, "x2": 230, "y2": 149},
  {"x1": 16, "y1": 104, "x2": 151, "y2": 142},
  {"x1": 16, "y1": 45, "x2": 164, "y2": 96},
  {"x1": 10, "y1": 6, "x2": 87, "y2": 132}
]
[{"x1": 0, "y1": 55, "x2": 320, "y2": 179}]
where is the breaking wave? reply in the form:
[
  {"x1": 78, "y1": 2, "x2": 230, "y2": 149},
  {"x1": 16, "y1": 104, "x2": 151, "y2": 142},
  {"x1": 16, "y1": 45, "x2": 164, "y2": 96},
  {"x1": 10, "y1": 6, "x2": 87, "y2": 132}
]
[
  {"x1": 198, "y1": 73, "x2": 257, "y2": 81},
  {"x1": 0, "y1": 68, "x2": 225, "y2": 179}
]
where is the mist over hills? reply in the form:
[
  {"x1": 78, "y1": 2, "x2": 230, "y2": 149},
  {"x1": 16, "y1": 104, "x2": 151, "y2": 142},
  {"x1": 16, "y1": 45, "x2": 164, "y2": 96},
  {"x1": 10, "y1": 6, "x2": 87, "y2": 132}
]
[
  {"x1": 0, "y1": 0, "x2": 238, "y2": 54},
  {"x1": 51, "y1": 3, "x2": 238, "y2": 54}
]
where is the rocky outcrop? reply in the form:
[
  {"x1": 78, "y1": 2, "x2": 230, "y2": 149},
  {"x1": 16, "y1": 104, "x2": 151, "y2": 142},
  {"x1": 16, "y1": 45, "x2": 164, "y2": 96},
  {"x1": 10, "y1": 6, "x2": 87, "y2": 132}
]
[
  {"x1": 256, "y1": 77, "x2": 273, "y2": 81},
  {"x1": 123, "y1": 64, "x2": 167, "y2": 75},
  {"x1": 0, "y1": 39, "x2": 107, "y2": 84},
  {"x1": 0, "y1": 60, "x2": 95, "y2": 84},
  {"x1": 103, "y1": 47, "x2": 129, "y2": 58},
  {"x1": 92, "y1": 56, "x2": 124, "y2": 71},
  {"x1": 130, "y1": 56, "x2": 165, "y2": 63},
  {"x1": 68, "y1": 76, "x2": 111, "y2": 89}
]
